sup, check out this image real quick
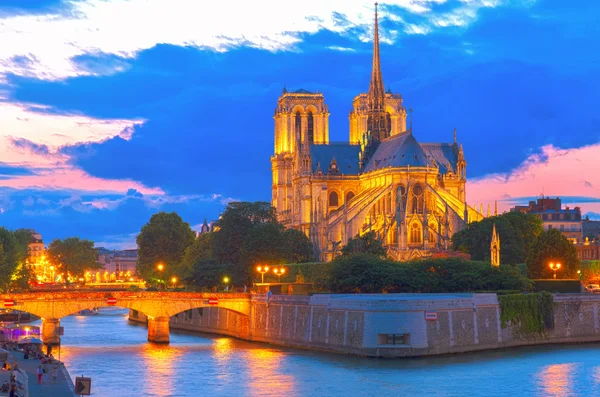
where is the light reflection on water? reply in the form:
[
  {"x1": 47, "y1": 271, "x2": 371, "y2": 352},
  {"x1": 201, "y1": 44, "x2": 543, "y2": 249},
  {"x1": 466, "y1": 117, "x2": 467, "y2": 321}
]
[{"x1": 29, "y1": 309, "x2": 600, "y2": 396}]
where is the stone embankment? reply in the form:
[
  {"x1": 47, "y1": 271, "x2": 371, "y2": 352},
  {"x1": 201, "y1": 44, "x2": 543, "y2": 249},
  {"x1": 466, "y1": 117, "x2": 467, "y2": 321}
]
[
  {"x1": 130, "y1": 293, "x2": 600, "y2": 358},
  {"x1": 11, "y1": 351, "x2": 74, "y2": 396}
]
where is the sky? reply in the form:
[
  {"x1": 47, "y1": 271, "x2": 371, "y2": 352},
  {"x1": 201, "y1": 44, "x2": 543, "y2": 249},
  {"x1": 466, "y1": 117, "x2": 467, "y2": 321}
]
[{"x1": 1, "y1": 0, "x2": 599, "y2": 249}]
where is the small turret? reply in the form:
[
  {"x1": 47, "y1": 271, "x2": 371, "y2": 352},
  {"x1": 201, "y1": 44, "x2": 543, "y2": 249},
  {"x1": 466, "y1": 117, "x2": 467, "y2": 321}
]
[{"x1": 490, "y1": 223, "x2": 501, "y2": 267}]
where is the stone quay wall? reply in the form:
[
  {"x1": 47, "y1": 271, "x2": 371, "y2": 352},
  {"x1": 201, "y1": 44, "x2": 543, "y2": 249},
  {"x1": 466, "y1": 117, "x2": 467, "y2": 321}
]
[{"x1": 129, "y1": 293, "x2": 600, "y2": 357}]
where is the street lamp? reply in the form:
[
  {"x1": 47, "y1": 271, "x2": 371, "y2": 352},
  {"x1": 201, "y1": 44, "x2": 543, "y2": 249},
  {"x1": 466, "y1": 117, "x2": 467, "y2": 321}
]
[
  {"x1": 549, "y1": 262, "x2": 562, "y2": 279},
  {"x1": 256, "y1": 266, "x2": 269, "y2": 283},
  {"x1": 273, "y1": 267, "x2": 286, "y2": 282},
  {"x1": 157, "y1": 263, "x2": 165, "y2": 289},
  {"x1": 223, "y1": 276, "x2": 230, "y2": 291},
  {"x1": 171, "y1": 276, "x2": 177, "y2": 289}
]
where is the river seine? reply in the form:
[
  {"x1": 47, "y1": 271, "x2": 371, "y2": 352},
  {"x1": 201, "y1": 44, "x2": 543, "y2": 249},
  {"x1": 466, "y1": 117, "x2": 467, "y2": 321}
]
[{"x1": 33, "y1": 308, "x2": 600, "y2": 396}]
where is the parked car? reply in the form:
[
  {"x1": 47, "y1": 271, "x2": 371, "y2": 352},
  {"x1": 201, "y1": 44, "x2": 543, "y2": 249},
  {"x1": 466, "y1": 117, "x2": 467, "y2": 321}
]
[{"x1": 586, "y1": 284, "x2": 600, "y2": 293}]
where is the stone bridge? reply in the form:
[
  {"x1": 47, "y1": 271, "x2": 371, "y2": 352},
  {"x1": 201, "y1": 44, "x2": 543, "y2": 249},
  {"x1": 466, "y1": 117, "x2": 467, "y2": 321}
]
[{"x1": 1, "y1": 291, "x2": 251, "y2": 343}]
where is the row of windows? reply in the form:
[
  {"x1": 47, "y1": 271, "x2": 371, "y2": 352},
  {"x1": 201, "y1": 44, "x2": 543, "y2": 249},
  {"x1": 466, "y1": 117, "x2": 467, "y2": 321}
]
[
  {"x1": 328, "y1": 185, "x2": 425, "y2": 213},
  {"x1": 540, "y1": 213, "x2": 581, "y2": 221},
  {"x1": 329, "y1": 191, "x2": 355, "y2": 207}
]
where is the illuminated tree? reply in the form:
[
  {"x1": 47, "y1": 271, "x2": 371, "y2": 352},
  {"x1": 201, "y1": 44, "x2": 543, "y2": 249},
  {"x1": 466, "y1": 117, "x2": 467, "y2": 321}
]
[{"x1": 47, "y1": 237, "x2": 101, "y2": 284}]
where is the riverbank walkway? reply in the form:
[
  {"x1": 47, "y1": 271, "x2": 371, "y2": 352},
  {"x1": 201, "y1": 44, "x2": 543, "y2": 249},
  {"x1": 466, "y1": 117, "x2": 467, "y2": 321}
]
[{"x1": 11, "y1": 351, "x2": 74, "y2": 397}]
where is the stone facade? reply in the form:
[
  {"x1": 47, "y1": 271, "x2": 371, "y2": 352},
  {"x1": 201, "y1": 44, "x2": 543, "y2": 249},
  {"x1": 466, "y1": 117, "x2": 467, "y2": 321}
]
[
  {"x1": 130, "y1": 293, "x2": 600, "y2": 358},
  {"x1": 271, "y1": 6, "x2": 483, "y2": 261}
]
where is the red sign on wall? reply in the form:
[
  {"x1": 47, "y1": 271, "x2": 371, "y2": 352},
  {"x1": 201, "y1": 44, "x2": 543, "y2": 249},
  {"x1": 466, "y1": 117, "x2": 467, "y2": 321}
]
[
  {"x1": 425, "y1": 312, "x2": 438, "y2": 321},
  {"x1": 106, "y1": 298, "x2": 117, "y2": 306},
  {"x1": 208, "y1": 297, "x2": 218, "y2": 305},
  {"x1": 4, "y1": 300, "x2": 15, "y2": 307}
]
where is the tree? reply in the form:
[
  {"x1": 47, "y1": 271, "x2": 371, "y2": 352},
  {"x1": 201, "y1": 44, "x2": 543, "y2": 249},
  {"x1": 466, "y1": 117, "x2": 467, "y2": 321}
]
[
  {"x1": 209, "y1": 201, "x2": 315, "y2": 284},
  {"x1": 212, "y1": 202, "x2": 278, "y2": 267},
  {"x1": 136, "y1": 212, "x2": 196, "y2": 283},
  {"x1": 11, "y1": 262, "x2": 35, "y2": 291},
  {"x1": 12, "y1": 229, "x2": 33, "y2": 264},
  {"x1": 526, "y1": 229, "x2": 579, "y2": 279},
  {"x1": 340, "y1": 232, "x2": 387, "y2": 258},
  {"x1": 47, "y1": 237, "x2": 101, "y2": 283},
  {"x1": 184, "y1": 259, "x2": 235, "y2": 290},
  {"x1": 283, "y1": 229, "x2": 315, "y2": 263},
  {"x1": 180, "y1": 233, "x2": 213, "y2": 276},
  {"x1": 451, "y1": 212, "x2": 543, "y2": 265},
  {"x1": 0, "y1": 228, "x2": 19, "y2": 291}
]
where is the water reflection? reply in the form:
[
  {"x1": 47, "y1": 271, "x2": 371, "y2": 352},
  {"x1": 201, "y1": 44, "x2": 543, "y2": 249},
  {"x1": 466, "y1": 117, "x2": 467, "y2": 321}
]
[
  {"x1": 245, "y1": 348, "x2": 296, "y2": 397},
  {"x1": 140, "y1": 343, "x2": 181, "y2": 396},
  {"x1": 537, "y1": 363, "x2": 576, "y2": 397},
  {"x1": 43, "y1": 310, "x2": 600, "y2": 397}
]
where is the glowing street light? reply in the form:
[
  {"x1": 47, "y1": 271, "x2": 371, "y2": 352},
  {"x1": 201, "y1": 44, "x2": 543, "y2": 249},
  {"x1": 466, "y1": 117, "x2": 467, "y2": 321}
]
[
  {"x1": 171, "y1": 276, "x2": 177, "y2": 289},
  {"x1": 256, "y1": 266, "x2": 269, "y2": 283},
  {"x1": 549, "y1": 262, "x2": 562, "y2": 279},
  {"x1": 157, "y1": 263, "x2": 165, "y2": 272},
  {"x1": 273, "y1": 267, "x2": 286, "y2": 282}
]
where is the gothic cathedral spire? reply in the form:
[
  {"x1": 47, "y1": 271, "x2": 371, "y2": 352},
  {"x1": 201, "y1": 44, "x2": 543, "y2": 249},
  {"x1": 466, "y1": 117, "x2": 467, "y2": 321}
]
[
  {"x1": 368, "y1": 3, "x2": 386, "y2": 116},
  {"x1": 362, "y1": 2, "x2": 389, "y2": 167}
]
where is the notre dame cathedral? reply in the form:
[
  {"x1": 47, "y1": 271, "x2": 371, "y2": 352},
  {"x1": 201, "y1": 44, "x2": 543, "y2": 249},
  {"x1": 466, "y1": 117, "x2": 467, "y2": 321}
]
[{"x1": 271, "y1": 5, "x2": 484, "y2": 261}]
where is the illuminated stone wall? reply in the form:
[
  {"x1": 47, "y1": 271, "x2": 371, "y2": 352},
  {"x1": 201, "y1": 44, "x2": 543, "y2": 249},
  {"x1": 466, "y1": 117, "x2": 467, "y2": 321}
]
[{"x1": 131, "y1": 293, "x2": 600, "y2": 358}]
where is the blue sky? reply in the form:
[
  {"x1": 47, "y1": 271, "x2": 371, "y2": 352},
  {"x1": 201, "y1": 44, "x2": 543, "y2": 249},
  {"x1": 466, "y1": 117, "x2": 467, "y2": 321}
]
[{"x1": 1, "y1": 0, "x2": 599, "y2": 248}]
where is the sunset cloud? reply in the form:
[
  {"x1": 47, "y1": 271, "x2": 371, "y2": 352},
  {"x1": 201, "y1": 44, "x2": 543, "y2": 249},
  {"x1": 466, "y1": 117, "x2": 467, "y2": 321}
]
[{"x1": 468, "y1": 143, "x2": 600, "y2": 216}]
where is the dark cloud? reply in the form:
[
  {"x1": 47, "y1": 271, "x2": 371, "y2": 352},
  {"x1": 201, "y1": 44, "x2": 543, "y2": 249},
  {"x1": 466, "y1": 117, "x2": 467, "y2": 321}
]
[{"x1": 10, "y1": 137, "x2": 51, "y2": 156}]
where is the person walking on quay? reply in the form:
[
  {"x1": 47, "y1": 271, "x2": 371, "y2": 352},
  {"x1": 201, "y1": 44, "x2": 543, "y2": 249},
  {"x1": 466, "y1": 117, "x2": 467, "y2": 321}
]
[
  {"x1": 51, "y1": 367, "x2": 58, "y2": 384},
  {"x1": 37, "y1": 365, "x2": 43, "y2": 384}
]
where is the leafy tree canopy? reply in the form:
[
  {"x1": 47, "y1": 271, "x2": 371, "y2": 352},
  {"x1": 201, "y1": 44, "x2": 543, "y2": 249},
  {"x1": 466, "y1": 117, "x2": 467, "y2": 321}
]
[
  {"x1": 0, "y1": 228, "x2": 19, "y2": 291},
  {"x1": 329, "y1": 255, "x2": 531, "y2": 293},
  {"x1": 526, "y1": 228, "x2": 579, "y2": 279},
  {"x1": 210, "y1": 201, "x2": 314, "y2": 284},
  {"x1": 184, "y1": 259, "x2": 235, "y2": 290},
  {"x1": 136, "y1": 211, "x2": 196, "y2": 283},
  {"x1": 340, "y1": 232, "x2": 387, "y2": 259},
  {"x1": 451, "y1": 212, "x2": 543, "y2": 265},
  {"x1": 180, "y1": 233, "x2": 213, "y2": 276},
  {"x1": 211, "y1": 201, "x2": 278, "y2": 267},
  {"x1": 47, "y1": 237, "x2": 101, "y2": 282}
]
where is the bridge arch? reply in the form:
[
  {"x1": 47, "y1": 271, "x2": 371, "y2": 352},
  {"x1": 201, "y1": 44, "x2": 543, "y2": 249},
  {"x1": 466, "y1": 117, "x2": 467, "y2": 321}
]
[{"x1": 1, "y1": 291, "x2": 251, "y2": 344}]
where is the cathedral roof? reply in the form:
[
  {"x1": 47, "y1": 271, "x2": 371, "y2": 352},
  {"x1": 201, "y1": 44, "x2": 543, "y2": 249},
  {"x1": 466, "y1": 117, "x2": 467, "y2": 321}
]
[
  {"x1": 363, "y1": 133, "x2": 433, "y2": 172},
  {"x1": 421, "y1": 143, "x2": 458, "y2": 174},
  {"x1": 292, "y1": 88, "x2": 314, "y2": 94},
  {"x1": 310, "y1": 143, "x2": 360, "y2": 175}
]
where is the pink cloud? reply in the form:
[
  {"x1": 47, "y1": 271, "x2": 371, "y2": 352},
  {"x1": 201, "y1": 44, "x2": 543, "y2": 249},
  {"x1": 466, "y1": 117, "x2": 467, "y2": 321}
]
[
  {"x1": 467, "y1": 143, "x2": 600, "y2": 214},
  {"x1": 1, "y1": 167, "x2": 162, "y2": 194},
  {"x1": 0, "y1": 100, "x2": 162, "y2": 195}
]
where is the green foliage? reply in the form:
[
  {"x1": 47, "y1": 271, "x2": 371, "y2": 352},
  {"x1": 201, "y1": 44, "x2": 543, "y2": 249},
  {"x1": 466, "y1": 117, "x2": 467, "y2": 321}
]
[
  {"x1": 283, "y1": 256, "x2": 531, "y2": 293},
  {"x1": 12, "y1": 228, "x2": 33, "y2": 264},
  {"x1": 180, "y1": 233, "x2": 213, "y2": 276},
  {"x1": 210, "y1": 201, "x2": 314, "y2": 284},
  {"x1": 0, "y1": 227, "x2": 21, "y2": 291},
  {"x1": 212, "y1": 202, "x2": 278, "y2": 267},
  {"x1": 184, "y1": 259, "x2": 235, "y2": 289},
  {"x1": 276, "y1": 262, "x2": 334, "y2": 290},
  {"x1": 340, "y1": 232, "x2": 387, "y2": 259},
  {"x1": 47, "y1": 237, "x2": 101, "y2": 282},
  {"x1": 451, "y1": 212, "x2": 543, "y2": 265},
  {"x1": 136, "y1": 212, "x2": 196, "y2": 282},
  {"x1": 526, "y1": 229, "x2": 579, "y2": 279},
  {"x1": 581, "y1": 260, "x2": 600, "y2": 281},
  {"x1": 498, "y1": 291, "x2": 554, "y2": 335},
  {"x1": 283, "y1": 229, "x2": 315, "y2": 263},
  {"x1": 11, "y1": 262, "x2": 35, "y2": 290}
]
